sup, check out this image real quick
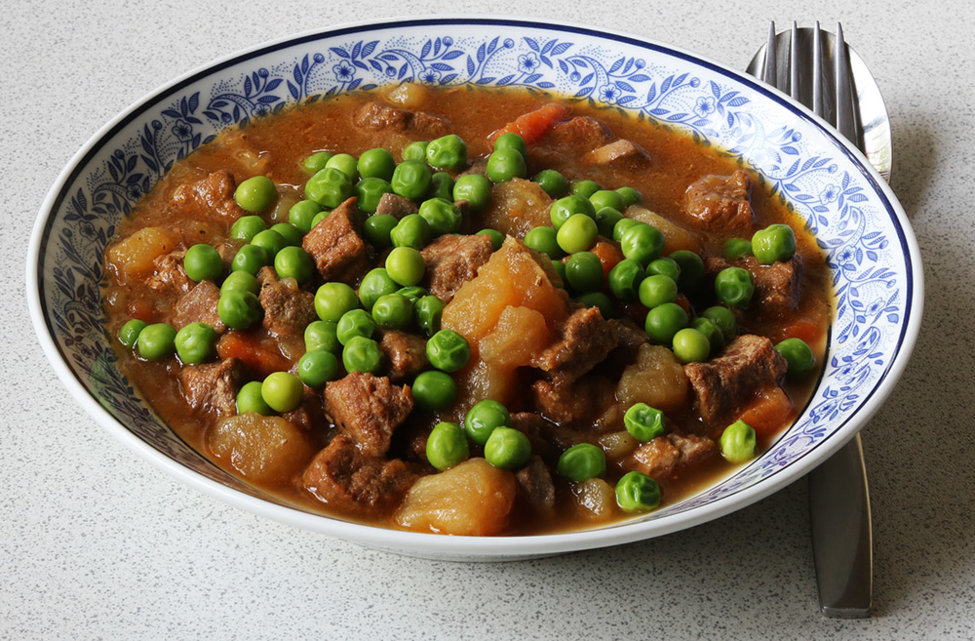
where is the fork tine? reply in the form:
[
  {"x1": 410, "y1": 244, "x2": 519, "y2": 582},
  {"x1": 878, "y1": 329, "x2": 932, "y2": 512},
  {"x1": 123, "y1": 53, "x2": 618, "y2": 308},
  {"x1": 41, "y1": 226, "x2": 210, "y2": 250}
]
[
  {"x1": 834, "y1": 23, "x2": 860, "y2": 145},
  {"x1": 789, "y1": 22, "x2": 801, "y2": 100},
  {"x1": 812, "y1": 22, "x2": 825, "y2": 119},
  {"x1": 763, "y1": 21, "x2": 777, "y2": 86}
]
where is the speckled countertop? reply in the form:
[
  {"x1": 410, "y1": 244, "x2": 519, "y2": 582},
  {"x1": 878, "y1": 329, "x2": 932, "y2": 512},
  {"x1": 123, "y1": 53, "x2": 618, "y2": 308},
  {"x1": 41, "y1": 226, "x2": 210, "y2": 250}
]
[{"x1": 4, "y1": 1, "x2": 974, "y2": 639}]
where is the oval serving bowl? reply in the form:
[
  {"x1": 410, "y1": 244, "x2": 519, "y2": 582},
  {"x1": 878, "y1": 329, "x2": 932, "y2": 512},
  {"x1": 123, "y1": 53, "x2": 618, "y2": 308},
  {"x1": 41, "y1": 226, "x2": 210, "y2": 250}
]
[{"x1": 28, "y1": 17, "x2": 922, "y2": 561}]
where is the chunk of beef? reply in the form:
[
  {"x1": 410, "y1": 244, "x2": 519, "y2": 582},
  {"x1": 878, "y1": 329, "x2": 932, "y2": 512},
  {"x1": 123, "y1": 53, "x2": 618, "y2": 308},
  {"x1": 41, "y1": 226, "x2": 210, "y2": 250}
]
[
  {"x1": 627, "y1": 432, "x2": 717, "y2": 481},
  {"x1": 146, "y1": 250, "x2": 192, "y2": 294},
  {"x1": 584, "y1": 139, "x2": 651, "y2": 168},
  {"x1": 516, "y1": 456, "x2": 555, "y2": 512},
  {"x1": 324, "y1": 372, "x2": 413, "y2": 457},
  {"x1": 171, "y1": 169, "x2": 244, "y2": 220},
  {"x1": 301, "y1": 197, "x2": 369, "y2": 284},
  {"x1": 509, "y1": 412, "x2": 577, "y2": 461},
  {"x1": 684, "y1": 334, "x2": 787, "y2": 425},
  {"x1": 374, "y1": 192, "x2": 418, "y2": 219},
  {"x1": 302, "y1": 435, "x2": 416, "y2": 514},
  {"x1": 178, "y1": 358, "x2": 242, "y2": 416},
  {"x1": 682, "y1": 170, "x2": 756, "y2": 232},
  {"x1": 379, "y1": 330, "x2": 428, "y2": 382},
  {"x1": 280, "y1": 384, "x2": 325, "y2": 432},
  {"x1": 170, "y1": 280, "x2": 225, "y2": 332},
  {"x1": 352, "y1": 102, "x2": 449, "y2": 137},
  {"x1": 258, "y1": 271, "x2": 317, "y2": 341},
  {"x1": 531, "y1": 374, "x2": 616, "y2": 428},
  {"x1": 545, "y1": 116, "x2": 613, "y2": 151},
  {"x1": 420, "y1": 233, "x2": 494, "y2": 301},
  {"x1": 608, "y1": 317, "x2": 650, "y2": 352},
  {"x1": 531, "y1": 306, "x2": 618, "y2": 384},
  {"x1": 706, "y1": 255, "x2": 804, "y2": 316}
]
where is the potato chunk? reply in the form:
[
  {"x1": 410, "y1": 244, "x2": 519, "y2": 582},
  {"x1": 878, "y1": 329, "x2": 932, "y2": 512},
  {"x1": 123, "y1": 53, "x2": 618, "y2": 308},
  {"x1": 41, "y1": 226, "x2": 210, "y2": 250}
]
[
  {"x1": 208, "y1": 414, "x2": 314, "y2": 483},
  {"x1": 616, "y1": 344, "x2": 688, "y2": 411},
  {"x1": 479, "y1": 305, "x2": 551, "y2": 368},
  {"x1": 394, "y1": 458, "x2": 516, "y2": 535},
  {"x1": 626, "y1": 206, "x2": 701, "y2": 254},
  {"x1": 478, "y1": 178, "x2": 553, "y2": 238},
  {"x1": 105, "y1": 226, "x2": 178, "y2": 282}
]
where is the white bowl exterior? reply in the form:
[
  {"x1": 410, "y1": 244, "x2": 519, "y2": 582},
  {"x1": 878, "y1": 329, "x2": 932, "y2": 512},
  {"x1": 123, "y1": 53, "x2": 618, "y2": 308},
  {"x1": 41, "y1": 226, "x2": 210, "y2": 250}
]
[{"x1": 28, "y1": 18, "x2": 922, "y2": 560}]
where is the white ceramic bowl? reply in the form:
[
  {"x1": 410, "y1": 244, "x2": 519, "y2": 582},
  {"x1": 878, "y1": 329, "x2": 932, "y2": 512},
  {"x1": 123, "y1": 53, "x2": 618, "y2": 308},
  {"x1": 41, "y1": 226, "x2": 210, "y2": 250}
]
[{"x1": 27, "y1": 17, "x2": 922, "y2": 561}]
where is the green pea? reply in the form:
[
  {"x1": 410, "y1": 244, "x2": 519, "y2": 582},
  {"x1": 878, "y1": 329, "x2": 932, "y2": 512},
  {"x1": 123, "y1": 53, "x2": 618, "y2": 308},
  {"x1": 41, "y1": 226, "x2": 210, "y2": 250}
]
[
  {"x1": 493, "y1": 132, "x2": 527, "y2": 156},
  {"x1": 669, "y1": 250, "x2": 706, "y2": 291},
  {"x1": 564, "y1": 251, "x2": 603, "y2": 293},
  {"x1": 117, "y1": 319, "x2": 147, "y2": 348},
  {"x1": 426, "y1": 329, "x2": 470, "y2": 372},
  {"x1": 385, "y1": 246, "x2": 426, "y2": 286},
  {"x1": 390, "y1": 160, "x2": 432, "y2": 201},
  {"x1": 775, "y1": 337, "x2": 816, "y2": 375},
  {"x1": 415, "y1": 295, "x2": 445, "y2": 336},
  {"x1": 412, "y1": 370, "x2": 458, "y2": 411},
  {"x1": 234, "y1": 176, "x2": 277, "y2": 213},
  {"x1": 720, "y1": 419, "x2": 757, "y2": 463},
  {"x1": 620, "y1": 223, "x2": 664, "y2": 265},
  {"x1": 183, "y1": 244, "x2": 223, "y2": 282},
  {"x1": 305, "y1": 167, "x2": 354, "y2": 208},
  {"x1": 533, "y1": 169, "x2": 569, "y2": 197},
  {"x1": 229, "y1": 215, "x2": 267, "y2": 242},
  {"x1": 575, "y1": 291, "x2": 614, "y2": 318},
  {"x1": 426, "y1": 421, "x2": 470, "y2": 471},
  {"x1": 314, "y1": 282, "x2": 359, "y2": 322},
  {"x1": 341, "y1": 336, "x2": 383, "y2": 374},
  {"x1": 136, "y1": 323, "x2": 176, "y2": 361},
  {"x1": 701, "y1": 306, "x2": 737, "y2": 342},
  {"x1": 173, "y1": 322, "x2": 217, "y2": 365},
  {"x1": 336, "y1": 309, "x2": 377, "y2": 345},
  {"x1": 608, "y1": 258, "x2": 644, "y2": 301},
  {"x1": 217, "y1": 291, "x2": 262, "y2": 330},
  {"x1": 355, "y1": 177, "x2": 394, "y2": 213},
  {"x1": 297, "y1": 349, "x2": 341, "y2": 387},
  {"x1": 402, "y1": 141, "x2": 428, "y2": 162},
  {"x1": 325, "y1": 153, "x2": 358, "y2": 181},
  {"x1": 557, "y1": 443, "x2": 607, "y2": 482},
  {"x1": 250, "y1": 229, "x2": 286, "y2": 259},
  {"x1": 672, "y1": 327, "x2": 710, "y2": 364},
  {"x1": 304, "y1": 319, "x2": 341, "y2": 353},
  {"x1": 273, "y1": 246, "x2": 314, "y2": 284},
  {"x1": 270, "y1": 222, "x2": 302, "y2": 247},
  {"x1": 357, "y1": 147, "x2": 396, "y2": 180},
  {"x1": 646, "y1": 257, "x2": 681, "y2": 281},
  {"x1": 289, "y1": 200, "x2": 322, "y2": 233},
  {"x1": 426, "y1": 134, "x2": 467, "y2": 170},
  {"x1": 237, "y1": 380, "x2": 273, "y2": 416},
  {"x1": 524, "y1": 225, "x2": 563, "y2": 258},
  {"x1": 589, "y1": 189, "x2": 624, "y2": 212},
  {"x1": 261, "y1": 371, "x2": 303, "y2": 413},
  {"x1": 691, "y1": 317, "x2": 724, "y2": 353},
  {"x1": 483, "y1": 427, "x2": 531, "y2": 470},
  {"x1": 418, "y1": 198, "x2": 462, "y2": 236},
  {"x1": 371, "y1": 293, "x2": 413, "y2": 329},
  {"x1": 302, "y1": 151, "x2": 333, "y2": 174},
  {"x1": 594, "y1": 206, "x2": 624, "y2": 238},
  {"x1": 427, "y1": 172, "x2": 455, "y2": 202},
  {"x1": 638, "y1": 274, "x2": 678, "y2": 308},
  {"x1": 615, "y1": 471, "x2": 661, "y2": 512},
  {"x1": 612, "y1": 217, "x2": 641, "y2": 242},
  {"x1": 615, "y1": 186, "x2": 642, "y2": 207},
  {"x1": 714, "y1": 267, "x2": 755, "y2": 308},
  {"x1": 358, "y1": 268, "x2": 399, "y2": 310},
  {"x1": 395, "y1": 285, "x2": 427, "y2": 304},
  {"x1": 557, "y1": 214, "x2": 599, "y2": 254},
  {"x1": 453, "y1": 174, "x2": 492, "y2": 212},
  {"x1": 220, "y1": 270, "x2": 259, "y2": 296},
  {"x1": 550, "y1": 259, "x2": 567, "y2": 285},
  {"x1": 570, "y1": 179, "x2": 601, "y2": 199},
  {"x1": 390, "y1": 214, "x2": 431, "y2": 250},
  {"x1": 723, "y1": 237, "x2": 753, "y2": 260},
  {"x1": 363, "y1": 213, "x2": 398, "y2": 249},
  {"x1": 644, "y1": 302, "x2": 688, "y2": 344},
  {"x1": 550, "y1": 195, "x2": 595, "y2": 229},
  {"x1": 230, "y1": 244, "x2": 270, "y2": 276},
  {"x1": 486, "y1": 150, "x2": 527, "y2": 183},
  {"x1": 751, "y1": 223, "x2": 797, "y2": 264},
  {"x1": 464, "y1": 399, "x2": 510, "y2": 446},
  {"x1": 623, "y1": 403, "x2": 666, "y2": 441},
  {"x1": 476, "y1": 228, "x2": 504, "y2": 251}
]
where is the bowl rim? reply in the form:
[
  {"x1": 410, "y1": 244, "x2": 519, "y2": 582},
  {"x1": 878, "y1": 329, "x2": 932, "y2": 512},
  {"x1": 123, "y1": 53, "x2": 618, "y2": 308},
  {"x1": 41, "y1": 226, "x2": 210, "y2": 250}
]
[{"x1": 26, "y1": 15, "x2": 924, "y2": 557}]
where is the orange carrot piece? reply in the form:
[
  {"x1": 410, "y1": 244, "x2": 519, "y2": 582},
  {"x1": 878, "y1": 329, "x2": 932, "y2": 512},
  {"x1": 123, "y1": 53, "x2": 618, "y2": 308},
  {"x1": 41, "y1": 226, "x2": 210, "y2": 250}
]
[
  {"x1": 739, "y1": 387, "x2": 796, "y2": 438},
  {"x1": 488, "y1": 103, "x2": 570, "y2": 146},
  {"x1": 590, "y1": 240, "x2": 624, "y2": 279},
  {"x1": 216, "y1": 332, "x2": 292, "y2": 377},
  {"x1": 773, "y1": 318, "x2": 825, "y2": 345}
]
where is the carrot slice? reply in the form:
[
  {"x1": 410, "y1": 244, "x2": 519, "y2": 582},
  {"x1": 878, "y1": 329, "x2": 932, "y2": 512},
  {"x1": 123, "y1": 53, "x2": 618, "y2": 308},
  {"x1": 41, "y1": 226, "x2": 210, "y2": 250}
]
[
  {"x1": 488, "y1": 103, "x2": 570, "y2": 146},
  {"x1": 590, "y1": 240, "x2": 624, "y2": 279},
  {"x1": 772, "y1": 318, "x2": 825, "y2": 345},
  {"x1": 216, "y1": 332, "x2": 292, "y2": 377},
  {"x1": 739, "y1": 386, "x2": 796, "y2": 438}
]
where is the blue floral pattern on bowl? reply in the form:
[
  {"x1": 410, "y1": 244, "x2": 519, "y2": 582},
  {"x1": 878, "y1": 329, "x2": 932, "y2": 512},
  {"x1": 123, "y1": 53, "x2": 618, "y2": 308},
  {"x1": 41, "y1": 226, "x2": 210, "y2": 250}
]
[{"x1": 31, "y1": 19, "x2": 920, "y2": 544}]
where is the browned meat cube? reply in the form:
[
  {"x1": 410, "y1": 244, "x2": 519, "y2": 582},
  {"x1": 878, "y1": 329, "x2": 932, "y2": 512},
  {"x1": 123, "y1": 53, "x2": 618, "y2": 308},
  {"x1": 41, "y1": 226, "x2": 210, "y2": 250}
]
[
  {"x1": 171, "y1": 169, "x2": 244, "y2": 220},
  {"x1": 684, "y1": 334, "x2": 787, "y2": 425},
  {"x1": 531, "y1": 306, "x2": 618, "y2": 385},
  {"x1": 627, "y1": 432, "x2": 717, "y2": 481},
  {"x1": 584, "y1": 139, "x2": 651, "y2": 167},
  {"x1": 682, "y1": 169, "x2": 756, "y2": 232},
  {"x1": 324, "y1": 372, "x2": 413, "y2": 457},
  {"x1": 509, "y1": 411, "x2": 582, "y2": 461},
  {"x1": 146, "y1": 250, "x2": 192, "y2": 294},
  {"x1": 516, "y1": 456, "x2": 555, "y2": 512},
  {"x1": 705, "y1": 255, "x2": 804, "y2": 316},
  {"x1": 258, "y1": 272, "x2": 317, "y2": 341},
  {"x1": 530, "y1": 374, "x2": 615, "y2": 427},
  {"x1": 301, "y1": 197, "x2": 369, "y2": 284},
  {"x1": 420, "y1": 233, "x2": 494, "y2": 302},
  {"x1": 280, "y1": 384, "x2": 325, "y2": 432},
  {"x1": 379, "y1": 330, "x2": 428, "y2": 382},
  {"x1": 352, "y1": 102, "x2": 448, "y2": 137},
  {"x1": 302, "y1": 435, "x2": 416, "y2": 514},
  {"x1": 177, "y1": 358, "x2": 242, "y2": 417},
  {"x1": 374, "y1": 192, "x2": 418, "y2": 219},
  {"x1": 608, "y1": 317, "x2": 649, "y2": 352},
  {"x1": 545, "y1": 116, "x2": 613, "y2": 151},
  {"x1": 170, "y1": 280, "x2": 225, "y2": 332}
]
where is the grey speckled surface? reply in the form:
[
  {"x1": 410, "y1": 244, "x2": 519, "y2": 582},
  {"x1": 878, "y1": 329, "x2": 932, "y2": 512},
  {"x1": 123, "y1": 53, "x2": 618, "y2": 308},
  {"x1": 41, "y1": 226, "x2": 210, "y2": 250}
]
[{"x1": 4, "y1": 0, "x2": 975, "y2": 639}]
